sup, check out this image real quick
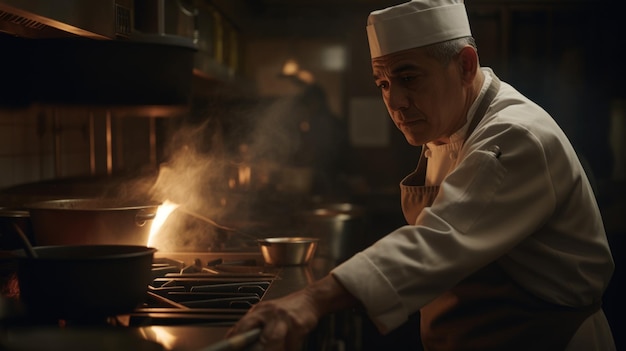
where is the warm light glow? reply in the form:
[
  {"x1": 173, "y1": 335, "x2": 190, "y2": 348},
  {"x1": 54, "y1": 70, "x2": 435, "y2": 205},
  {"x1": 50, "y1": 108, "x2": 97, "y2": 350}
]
[
  {"x1": 299, "y1": 120, "x2": 311, "y2": 132},
  {"x1": 282, "y1": 58, "x2": 299, "y2": 76},
  {"x1": 139, "y1": 326, "x2": 178, "y2": 350},
  {"x1": 238, "y1": 164, "x2": 251, "y2": 187},
  {"x1": 297, "y1": 69, "x2": 315, "y2": 84},
  {"x1": 148, "y1": 200, "x2": 180, "y2": 247}
]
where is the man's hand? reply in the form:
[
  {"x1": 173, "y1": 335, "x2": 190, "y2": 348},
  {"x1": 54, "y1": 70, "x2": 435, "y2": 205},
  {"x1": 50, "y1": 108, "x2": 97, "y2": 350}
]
[{"x1": 225, "y1": 274, "x2": 358, "y2": 351}]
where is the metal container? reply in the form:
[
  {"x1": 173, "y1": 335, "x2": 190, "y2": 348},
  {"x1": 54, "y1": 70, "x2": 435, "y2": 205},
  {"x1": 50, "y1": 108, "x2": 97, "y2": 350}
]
[
  {"x1": 25, "y1": 199, "x2": 159, "y2": 246},
  {"x1": 298, "y1": 203, "x2": 367, "y2": 264},
  {"x1": 15, "y1": 245, "x2": 157, "y2": 321},
  {"x1": 257, "y1": 237, "x2": 318, "y2": 266}
]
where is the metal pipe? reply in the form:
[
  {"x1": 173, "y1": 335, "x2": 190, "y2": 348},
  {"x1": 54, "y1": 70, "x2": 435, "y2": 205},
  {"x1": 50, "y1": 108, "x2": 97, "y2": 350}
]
[
  {"x1": 115, "y1": 114, "x2": 124, "y2": 170},
  {"x1": 158, "y1": 0, "x2": 165, "y2": 35},
  {"x1": 89, "y1": 112, "x2": 96, "y2": 175},
  {"x1": 106, "y1": 110, "x2": 112, "y2": 175},
  {"x1": 149, "y1": 117, "x2": 157, "y2": 168},
  {"x1": 53, "y1": 109, "x2": 62, "y2": 177}
]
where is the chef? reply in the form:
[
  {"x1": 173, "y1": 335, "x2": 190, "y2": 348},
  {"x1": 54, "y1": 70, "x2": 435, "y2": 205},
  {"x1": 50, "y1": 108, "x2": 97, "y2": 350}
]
[{"x1": 227, "y1": 1, "x2": 616, "y2": 350}]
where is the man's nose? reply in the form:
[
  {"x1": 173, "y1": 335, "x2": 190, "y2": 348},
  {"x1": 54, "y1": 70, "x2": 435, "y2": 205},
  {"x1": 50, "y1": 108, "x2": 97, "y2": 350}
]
[{"x1": 386, "y1": 85, "x2": 409, "y2": 111}]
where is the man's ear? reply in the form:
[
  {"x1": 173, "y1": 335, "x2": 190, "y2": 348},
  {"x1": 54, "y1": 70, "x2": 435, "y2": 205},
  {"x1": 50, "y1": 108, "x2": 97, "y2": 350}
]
[{"x1": 458, "y1": 46, "x2": 479, "y2": 84}]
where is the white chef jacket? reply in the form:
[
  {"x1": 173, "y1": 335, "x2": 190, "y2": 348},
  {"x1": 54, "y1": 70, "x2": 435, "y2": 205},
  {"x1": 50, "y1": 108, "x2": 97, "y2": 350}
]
[{"x1": 332, "y1": 68, "x2": 615, "y2": 348}]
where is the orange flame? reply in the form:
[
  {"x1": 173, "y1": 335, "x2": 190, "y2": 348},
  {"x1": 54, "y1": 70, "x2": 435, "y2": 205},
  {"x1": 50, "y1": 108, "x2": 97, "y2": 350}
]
[{"x1": 148, "y1": 200, "x2": 180, "y2": 247}]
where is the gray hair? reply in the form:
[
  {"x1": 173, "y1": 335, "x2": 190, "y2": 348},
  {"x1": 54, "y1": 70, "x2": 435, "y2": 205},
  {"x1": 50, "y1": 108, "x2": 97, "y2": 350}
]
[{"x1": 424, "y1": 36, "x2": 477, "y2": 65}]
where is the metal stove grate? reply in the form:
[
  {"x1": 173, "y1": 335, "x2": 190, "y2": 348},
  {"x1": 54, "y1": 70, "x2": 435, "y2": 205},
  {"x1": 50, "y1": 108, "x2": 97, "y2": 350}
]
[{"x1": 123, "y1": 255, "x2": 277, "y2": 327}]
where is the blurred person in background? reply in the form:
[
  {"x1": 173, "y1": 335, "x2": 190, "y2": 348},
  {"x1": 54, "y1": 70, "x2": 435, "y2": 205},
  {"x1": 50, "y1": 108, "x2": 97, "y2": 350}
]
[
  {"x1": 289, "y1": 82, "x2": 352, "y2": 196},
  {"x1": 226, "y1": 1, "x2": 616, "y2": 350}
]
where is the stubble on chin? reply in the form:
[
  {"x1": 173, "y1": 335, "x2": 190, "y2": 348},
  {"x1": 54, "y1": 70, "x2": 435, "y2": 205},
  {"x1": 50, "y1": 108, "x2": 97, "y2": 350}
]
[
  {"x1": 403, "y1": 132, "x2": 426, "y2": 146},
  {"x1": 399, "y1": 124, "x2": 428, "y2": 146}
]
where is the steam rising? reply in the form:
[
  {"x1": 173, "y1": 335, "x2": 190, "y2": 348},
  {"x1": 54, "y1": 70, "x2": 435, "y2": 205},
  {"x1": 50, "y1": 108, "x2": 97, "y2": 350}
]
[{"x1": 146, "y1": 93, "x2": 303, "y2": 251}]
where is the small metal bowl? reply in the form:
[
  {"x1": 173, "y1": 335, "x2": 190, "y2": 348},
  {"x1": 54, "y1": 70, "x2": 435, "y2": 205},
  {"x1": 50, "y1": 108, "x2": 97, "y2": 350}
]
[{"x1": 257, "y1": 237, "x2": 319, "y2": 266}]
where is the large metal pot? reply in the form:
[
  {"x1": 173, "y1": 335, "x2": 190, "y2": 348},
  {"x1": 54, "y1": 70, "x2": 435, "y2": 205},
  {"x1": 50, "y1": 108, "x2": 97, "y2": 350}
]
[
  {"x1": 297, "y1": 203, "x2": 367, "y2": 264},
  {"x1": 25, "y1": 199, "x2": 159, "y2": 246},
  {"x1": 15, "y1": 245, "x2": 156, "y2": 321}
]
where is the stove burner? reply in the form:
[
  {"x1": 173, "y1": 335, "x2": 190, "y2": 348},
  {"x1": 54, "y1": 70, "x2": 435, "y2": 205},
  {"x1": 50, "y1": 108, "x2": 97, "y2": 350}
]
[{"x1": 122, "y1": 255, "x2": 277, "y2": 327}]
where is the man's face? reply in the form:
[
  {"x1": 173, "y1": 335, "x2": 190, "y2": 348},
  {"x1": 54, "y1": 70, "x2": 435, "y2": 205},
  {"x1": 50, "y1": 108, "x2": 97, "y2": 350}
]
[{"x1": 372, "y1": 47, "x2": 467, "y2": 146}]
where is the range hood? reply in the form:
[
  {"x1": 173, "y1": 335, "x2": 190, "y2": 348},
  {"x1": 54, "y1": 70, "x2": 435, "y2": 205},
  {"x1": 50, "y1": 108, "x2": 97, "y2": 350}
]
[
  {"x1": 0, "y1": 0, "x2": 131, "y2": 39},
  {"x1": 0, "y1": 0, "x2": 197, "y2": 116}
]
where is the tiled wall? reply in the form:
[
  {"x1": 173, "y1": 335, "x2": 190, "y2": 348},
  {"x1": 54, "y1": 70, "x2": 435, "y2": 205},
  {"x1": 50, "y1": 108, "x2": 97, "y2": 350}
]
[
  {"x1": 0, "y1": 107, "x2": 157, "y2": 190},
  {"x1": 0, "y1": 108, "x2": 53, "y2": 189}
]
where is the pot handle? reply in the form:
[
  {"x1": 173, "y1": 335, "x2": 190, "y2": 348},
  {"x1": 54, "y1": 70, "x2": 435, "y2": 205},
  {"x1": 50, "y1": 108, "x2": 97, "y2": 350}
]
[{"x1": 135, "y1": 210, "x2": 156, "y2": 227}]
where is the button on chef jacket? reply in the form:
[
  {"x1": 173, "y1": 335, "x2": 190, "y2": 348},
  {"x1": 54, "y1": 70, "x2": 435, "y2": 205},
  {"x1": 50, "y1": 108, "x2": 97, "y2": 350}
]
[{"x1": 332, "y1": 68, "x2": 615, "y2": 348}]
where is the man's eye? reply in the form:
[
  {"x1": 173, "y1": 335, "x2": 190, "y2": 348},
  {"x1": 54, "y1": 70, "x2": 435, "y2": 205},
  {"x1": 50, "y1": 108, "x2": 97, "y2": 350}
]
[
  {"x1": 401, "y1": 75, "x2": 416, "y2": 82},
  {"x1": 376, "y1": 82, "x2": 388, "y2": 89}
]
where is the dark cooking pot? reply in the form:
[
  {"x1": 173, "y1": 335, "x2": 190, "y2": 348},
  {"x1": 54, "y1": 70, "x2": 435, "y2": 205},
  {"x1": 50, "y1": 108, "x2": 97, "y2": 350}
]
[
  {"x1": 25, "y1": 199, "x2": 159, "y2": 246},
  {"x1": 14, "y1": 245, "x2": 156, "y2": 321}
]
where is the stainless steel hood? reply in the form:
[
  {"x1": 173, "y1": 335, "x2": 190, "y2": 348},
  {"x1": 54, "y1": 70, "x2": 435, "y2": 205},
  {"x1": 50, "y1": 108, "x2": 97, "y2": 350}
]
[
  {"x1": 0, "y1": 0, "x2": 131, "y2": 39},
  {"x1": 0, "y1": 0, "x2": 198, "y2": 115}
]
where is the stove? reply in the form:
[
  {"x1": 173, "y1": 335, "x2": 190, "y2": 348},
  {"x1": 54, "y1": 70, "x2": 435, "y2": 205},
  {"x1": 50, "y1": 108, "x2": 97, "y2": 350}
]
[
  {"x1": 120, "y1": 252, "x2": 279, "y2": 328},
  {"x1": 0, "y1": 245, "x2": 335, "y2": 351},
  {"x1": 0, "y1": 250, "x2": 295, "y2": 351},
  {"x1": 120, "y1": 252, "x2": 333, "y2": 351}
]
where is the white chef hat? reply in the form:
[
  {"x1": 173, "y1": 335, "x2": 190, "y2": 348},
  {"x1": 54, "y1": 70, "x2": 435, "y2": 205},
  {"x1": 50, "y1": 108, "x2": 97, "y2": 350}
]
[{"x1": 367, "y1": 0, "x2": 472, "y2": 58}]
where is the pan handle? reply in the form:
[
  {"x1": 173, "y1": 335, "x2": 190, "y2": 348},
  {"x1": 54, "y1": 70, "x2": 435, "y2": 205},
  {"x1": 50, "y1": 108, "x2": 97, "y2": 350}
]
[
  {"x1": 135, "y1": 210, "x2": 156, "y2": 227},
  {"x1": 196, "y1": 328, "x2": 261, "y2": 351}
]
